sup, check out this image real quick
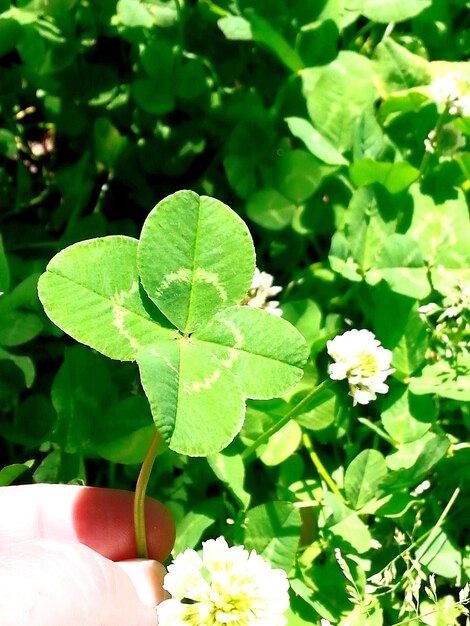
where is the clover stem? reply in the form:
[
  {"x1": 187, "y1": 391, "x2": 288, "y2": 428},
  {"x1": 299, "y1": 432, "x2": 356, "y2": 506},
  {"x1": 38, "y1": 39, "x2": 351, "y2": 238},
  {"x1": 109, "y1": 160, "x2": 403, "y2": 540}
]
[
  {"x1": 242, "y1": 379, "x2": 334, "y2": 462},
  {"x1": 134, "y1": 430, "x2": 162, "y2": 559},
  {"x1": 302, "y1": 431, "x2": 345, "y2": 503}
]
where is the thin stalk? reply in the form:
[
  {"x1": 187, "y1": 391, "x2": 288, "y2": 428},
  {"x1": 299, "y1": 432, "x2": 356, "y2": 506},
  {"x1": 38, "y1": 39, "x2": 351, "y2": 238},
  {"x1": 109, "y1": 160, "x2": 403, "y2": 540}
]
[
  {"x1": 303, "y1": 431, "x2": 345, "y2": 503},
  {"x1": 241, "y1": 380, "x2": 333, "y2": 462},
  {"x1": 134, "y1": 431, "x2": 162, "y2": 559}
]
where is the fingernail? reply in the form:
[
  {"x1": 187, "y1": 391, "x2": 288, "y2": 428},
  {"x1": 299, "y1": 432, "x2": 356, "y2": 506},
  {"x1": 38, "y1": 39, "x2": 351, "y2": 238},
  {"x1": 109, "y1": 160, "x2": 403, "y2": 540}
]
[{"x1": 116, "y1": 559, "x2": 168, "y2": 607}]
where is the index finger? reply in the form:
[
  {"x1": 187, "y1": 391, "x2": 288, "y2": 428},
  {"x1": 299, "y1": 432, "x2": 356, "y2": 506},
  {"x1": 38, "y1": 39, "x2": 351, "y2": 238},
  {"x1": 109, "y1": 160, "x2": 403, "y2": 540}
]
[{"x1": 0, "y1": 484, "x2": 175, "y2": 562}]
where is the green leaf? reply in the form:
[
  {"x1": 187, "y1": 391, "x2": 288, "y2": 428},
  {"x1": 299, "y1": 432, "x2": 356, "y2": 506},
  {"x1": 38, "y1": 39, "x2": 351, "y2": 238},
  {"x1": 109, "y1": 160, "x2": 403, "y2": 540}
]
[
  {"x1": 244, "y1": 9, "x2": 303, "y2": 73},
  {"x1": 193, "y1": 306, "x2": 308, "y2": 400},
  {"x1": 281, "y1": 299, "x2": 322, "y2": 348},
  {"x1": 329, "y1": 186, "x2": 399, "y2": 282},
  {"x1": 33, "y1": 449, "x2": 84, "y2": 486},
  {"x1": 289, "y1": 576, "x2": 338, "y2": 624},
  {"x1": 324, "y1": 492, "x2": 373, "y2": 553},
  {"x1": 383, "y1": 434, "x2": 450, "y2": 490},
  {"x1": 173, "y1": 509, "x2": 217, "y2": 556},
  {"x1": 3, "y1": 394, "x2": 55, "y2": 447},
  {"x1": 358, "y1": 0, "x2": 431, "y2": 22},
  {"x1": 329, "y1": 233, "x2": 362, "y2": 282},
  {"x1": 0, "y1": 310, "x2": 43, "y2": 347},
  {"x1": 243, "y1": 501, "x2": 301, "y2": 572},
  {"x1": 302, "y1": 52, "x2": 376, "y2": 152},
  {"x1": 391, "y1": 309, "x2": 428, "y2": 380},
  {"x1": 93, "y1": 117, "x2": 125, "y2": 168},
  {"x1": 132, "y1": 77, "x2": 174, "y2": 115},
  {"x1": 137, "y1": 338, "x2": 245, "y2": 456},
  {"x1": 207, "y1": 448, "x2": 251, "y2": 509},
  {"x1": 217, "y1": 15, "x2": 252, "y2": 40},
  {"x1": 0, "y1": 129, "x2": 18, "y2": 159},
  {"x1": 246, "y1": 188, "x2": 296, "y2": 231},
  {"x1": 51, "y1": 346, "x2": 116, "y2": 453},
  {"x1": 260, "y1": 420, "x2": 302, "y2": 466},
  {"x1": 274, "y1": 149, "x2": 323, "y2": 205},
  {"x1": 138, "y1": 190, "x2": 255, "y2": 333},
  {"x1": 410, "y1": 355, "x2": 470, "y2": 401},
  {"x1": 407, "y1": 186, "x2": 470, "y2": 269},
  {"x1": 373, "y1": 37, "x2": 430, "y2": 96},
  {"x1": 38, "y1": 236, "x2": 177, "y2": 361},
  {"x1": 0, "y1": 460, "x2": 34, "y2": 486},
  {"x1": 366, "y1": 234, "x2": 431, "y2": 299},
  {"x1": 353, "y1": 109, "x2": 386, "y2": 161},
  {"x1": 381, "y1": 387, "x2": 434, "y2": 444},
  {"x1": 0, "y1": 18, "x2": 21, "y2": 58},
  {"x1": 372, "y1": 286, "x2": 428, "y2": 379},
  {"x1": 294, "y1": 388, "x2": 338, "y2": 431},
  {"x1": 344, "y1": 449, "x2": 388, "y2": 510},
  {"x1": 285, "y1": 117, "x2": 348, "y2": 166},
  {"x1": 296, "y1": 19, "x2": 339, "y2": 67},
  {"x1": 0, "y1": 346, "x2": 35, "y2": 388},
  {"x1": 91, "y1": 396, "x2": 155, "y2": 465},
  {"x1": 416, "y1": 527, "x2": 462, "y2": 580},
  {"x1": 117, "y1": 0, "x2": 154, "y2": 28},
  {"x1": 350, "y1": 160, "x2": 419, "y2": 193}
]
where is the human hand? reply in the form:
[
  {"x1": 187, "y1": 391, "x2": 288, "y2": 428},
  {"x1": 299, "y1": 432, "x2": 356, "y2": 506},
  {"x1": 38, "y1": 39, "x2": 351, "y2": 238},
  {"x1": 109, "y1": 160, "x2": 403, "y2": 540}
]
[{"x1": 0, "y1": 484, "x2": 175, "y2": 626}]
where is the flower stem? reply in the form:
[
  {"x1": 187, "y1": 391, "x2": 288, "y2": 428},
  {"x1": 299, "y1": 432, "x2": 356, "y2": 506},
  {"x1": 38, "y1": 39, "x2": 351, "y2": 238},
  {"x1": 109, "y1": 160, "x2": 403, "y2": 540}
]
[
  {"x1": 302, "y1": 431, "x2": 345, "y2": 503},
  {"x1": 134, "y1": 431, "x2": 162, "y2": 559},
  {"x1": 241, "y1": 380, "x2": 334, "y2": 462}
]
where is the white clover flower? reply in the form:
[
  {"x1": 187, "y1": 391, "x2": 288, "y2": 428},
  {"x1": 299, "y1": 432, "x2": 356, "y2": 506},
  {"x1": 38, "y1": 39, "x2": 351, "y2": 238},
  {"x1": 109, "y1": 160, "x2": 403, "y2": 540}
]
[
  {"x1": 241, "y1": 268, "x2": 283, "y2": 316},
  {"x1": 428, "y1": 72, "x2": 470, "y2": 117},
  {"x1": 327, "y1": 329, "x2": 394, "y2": 406},
  {"x1": 157, "y1": 536, "x2": 290, "y2": 626}
]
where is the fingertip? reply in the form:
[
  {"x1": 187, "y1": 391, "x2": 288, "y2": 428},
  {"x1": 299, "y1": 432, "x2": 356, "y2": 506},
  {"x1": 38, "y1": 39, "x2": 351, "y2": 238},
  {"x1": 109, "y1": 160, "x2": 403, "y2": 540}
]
[
  {"x1": 72, "y1": 487, "x2": 175, "y2": 562},
  {"x1": 0, "y1": 485, "x2": 175, "y2": 563}
]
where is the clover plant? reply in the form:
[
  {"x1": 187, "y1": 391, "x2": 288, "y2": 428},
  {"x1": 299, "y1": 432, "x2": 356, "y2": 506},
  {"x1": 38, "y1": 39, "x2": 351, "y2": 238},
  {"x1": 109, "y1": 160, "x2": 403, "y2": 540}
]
[{"x1": 38, "y1": 189, "x2": 308, "y2": 554}]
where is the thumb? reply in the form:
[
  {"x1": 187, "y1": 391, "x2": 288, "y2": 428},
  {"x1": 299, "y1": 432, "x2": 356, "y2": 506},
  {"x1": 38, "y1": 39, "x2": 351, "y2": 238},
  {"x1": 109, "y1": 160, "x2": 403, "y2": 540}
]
[{"x1": 0, "y1": 540, "x2": 161, "y2": 626}]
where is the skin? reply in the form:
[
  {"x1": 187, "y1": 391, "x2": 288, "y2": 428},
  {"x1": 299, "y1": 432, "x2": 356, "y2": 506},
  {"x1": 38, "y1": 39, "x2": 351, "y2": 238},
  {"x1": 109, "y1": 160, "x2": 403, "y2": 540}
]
[{"x1": 0, "y1": 484, "x2": 175, "y2": 626}]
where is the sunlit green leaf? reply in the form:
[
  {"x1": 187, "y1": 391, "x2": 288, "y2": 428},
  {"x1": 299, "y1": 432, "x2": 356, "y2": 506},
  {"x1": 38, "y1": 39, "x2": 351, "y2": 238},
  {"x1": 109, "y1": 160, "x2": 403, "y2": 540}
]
[
  {"x1": 244, "y1": 501, "x2": 301, "y2": 572},
  {"x1": 138, "y1": 190, "x2": 255, "y2": 333},
  {"x1": 344, "y1": 449, "x2": 388, "y2": 510}
]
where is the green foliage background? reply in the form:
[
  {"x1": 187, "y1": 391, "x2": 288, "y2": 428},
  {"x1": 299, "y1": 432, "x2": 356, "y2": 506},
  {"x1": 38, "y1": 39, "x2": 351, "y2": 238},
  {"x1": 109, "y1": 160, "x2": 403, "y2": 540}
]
[{"x1": 1, "y1": 0, "x2": 470, "y2": 623}]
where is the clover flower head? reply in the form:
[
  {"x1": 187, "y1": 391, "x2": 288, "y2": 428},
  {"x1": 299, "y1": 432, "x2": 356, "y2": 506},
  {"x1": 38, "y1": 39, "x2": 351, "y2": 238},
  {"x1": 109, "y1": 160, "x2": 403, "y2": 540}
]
[
  {"x1": 429, "y1": 72, "x2": 470, "y2": 117},
  {"x1": 327, "y1": 329, "x2": 394, "y2": 406},
  {"x1": 242, "y1": 268, "x2": 283, "y2": 316},
  {"x1": 157, "y1": 536, "x2": 290, "y2": 626}
]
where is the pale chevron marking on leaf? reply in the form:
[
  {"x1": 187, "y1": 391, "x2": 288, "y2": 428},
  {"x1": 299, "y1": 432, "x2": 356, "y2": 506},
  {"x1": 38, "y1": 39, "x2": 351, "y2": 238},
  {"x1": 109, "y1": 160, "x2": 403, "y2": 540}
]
[
  {"x1": 147, "y1": 346, "x2": 179, "y2": 376},
  {"x1": 195, "y1": 269, "x2": 228, "y2": 303},
  {"x1": 184, "y1": 367, "x2": 222, "y2": 393},
  {"x1": 110, "y1": 282, "x2": 142, "y2": 350},
  {"x1": 112, "y1": 280, "x2": 139, "y2": 306},
  {"x1": 157, "y1": 267, "x2": 228, "y2": 303},
  {"x1": 111, "y1": 305, "x2": 142, "y2": 351},
  {"x1": 217, "y1": 318, "x2": 244, "y2": 368}
]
